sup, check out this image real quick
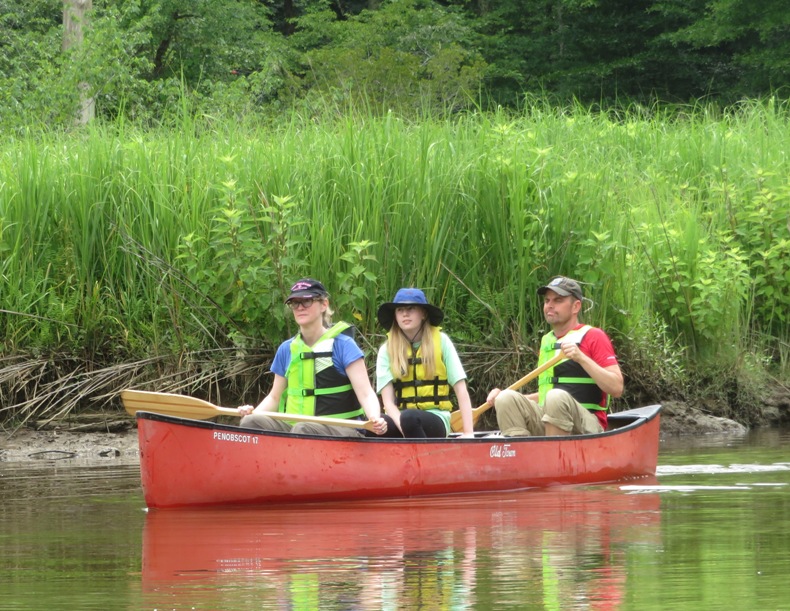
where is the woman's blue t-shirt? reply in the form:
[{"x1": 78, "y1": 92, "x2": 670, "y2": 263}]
[{"x1": 271, "y1": 333, "x2": 364, "y2": 377}]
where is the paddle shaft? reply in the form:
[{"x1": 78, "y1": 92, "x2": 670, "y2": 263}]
[
  {"x1": 450, "y1": 352, "x2": 565, "y2": 432},
  {"x1": 121, "y1": 389, "x2": 378, "y2": 433}
]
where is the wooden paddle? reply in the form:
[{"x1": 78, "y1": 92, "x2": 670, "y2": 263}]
[
  {"x1": 121, "y1": 389, "x2": 378, "y2": 433},
  {"x1": 450, "y1": 352, "x2": 565, "y2": 432}
]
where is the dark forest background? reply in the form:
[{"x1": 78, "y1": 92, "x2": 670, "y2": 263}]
[{"x1": 3, "y1": 0, "x2": 789, "y2": 128}]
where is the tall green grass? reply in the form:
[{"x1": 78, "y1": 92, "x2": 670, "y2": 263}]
[{"x1": 1, "y1": 99, "x2": 788, "y2": 422}]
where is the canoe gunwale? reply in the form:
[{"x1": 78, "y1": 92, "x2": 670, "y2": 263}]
[{"x1": 135, "y1": 403, "x2": 661, "y2": 444}]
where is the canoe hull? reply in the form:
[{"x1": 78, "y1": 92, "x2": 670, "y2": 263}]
[{"x1": 136, "y1": 405, "x2": 660, "y2": 508}]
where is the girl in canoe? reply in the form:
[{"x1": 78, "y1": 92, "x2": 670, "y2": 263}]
[
  {"x1": 375, "y1": 288, "x2": 475, "y2": 438},
  {"x1": 238, "y1": 278, "x2": 388, "y2": 436}
]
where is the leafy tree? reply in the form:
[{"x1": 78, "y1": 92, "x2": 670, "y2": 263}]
[
  {"x1": 464, "y1": 0, "x2": 684, "y2": 104},
  {"x1": 453, "y1": 0, "x2": 768, "y2": 105},
  {"x1": 101, "y1": 0, "x2": 276, "y2": 83},
  {"x1": 294, "y1": 0, "x2": 486, "y2": 112},
  {"x1": 0, "y1": 1, "x2": 284, "y2": 127},
  {"x1": 0, "y1": 0, "x2": 64, "y2": 126},
  {"x1": 97, "y1": 0, "x2": 295, "y2": 119},
  {"x1": 255, "y1": 0, "x2": 380, "y2": 36},
  {"x1": 646, "y1": 0, "x2": 739, "y2": 101},
  {"x1": 668, "y1": 0, "x2": 790, "y2": 94},
  {"x1": 0, "y1": 2, "x2": 156, "y2": 126}
]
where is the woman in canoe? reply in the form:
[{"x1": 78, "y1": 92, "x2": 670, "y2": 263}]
[
  {"x1": 238, "y1": 278, "x2": 388, "y2": 436},
  {"x1": 375, "y1": 288, "x2": 475, "y2": 438}
]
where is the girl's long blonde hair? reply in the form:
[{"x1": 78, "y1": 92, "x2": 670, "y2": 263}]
[{"x1": 388, "y1": 313, "x2": 437, "y2": 379}]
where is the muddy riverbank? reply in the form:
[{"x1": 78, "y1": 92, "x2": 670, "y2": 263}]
[{"x1": 0, "y1": 426, "x2": 140, "y2": 463}]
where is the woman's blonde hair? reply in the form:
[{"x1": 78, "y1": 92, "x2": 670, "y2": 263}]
[
  {"x1": 388, "y1": 311, "x2": 436, "y2": 379},
  {"x1": 321, "y1": 298, "x2": 334, "y2": 327}
]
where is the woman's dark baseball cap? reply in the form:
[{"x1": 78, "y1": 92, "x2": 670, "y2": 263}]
[{"x1": 285, "y1": 278, "x2": 329, "y2": 303}]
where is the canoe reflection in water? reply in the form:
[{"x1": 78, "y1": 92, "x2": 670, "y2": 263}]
[{"x1": 142, "y1": 482, "x2": 661, "y2": 609}]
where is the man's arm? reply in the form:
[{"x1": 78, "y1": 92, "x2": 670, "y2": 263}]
[{"x1": 558, "y1": 341, "x2": 624, "y2": 398}]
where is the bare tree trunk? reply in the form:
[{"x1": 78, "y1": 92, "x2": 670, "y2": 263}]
[
  {"x1": 554, "y1": 1, "x2": 565, "y2": 60},
  {"x1": 63, "y1": 0, "x2": 94, "y2": 126}
]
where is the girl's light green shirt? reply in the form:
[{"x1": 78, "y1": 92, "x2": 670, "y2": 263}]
[{"x1": 375, "y1": 332, "x2": 467, "y2": 393}]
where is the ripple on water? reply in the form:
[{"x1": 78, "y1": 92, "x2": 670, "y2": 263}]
[{"x1": 657, "y1": 462, "x2": 790, "y2": 475}]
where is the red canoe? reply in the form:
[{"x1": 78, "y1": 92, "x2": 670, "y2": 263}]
[{"x1": 135, "y1": 404, "x2": 660, "y2": 508}]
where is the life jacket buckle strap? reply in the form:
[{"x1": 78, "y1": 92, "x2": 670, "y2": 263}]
[{"x1": 300, "y1": 350, "x2": 333, "y2": 360}]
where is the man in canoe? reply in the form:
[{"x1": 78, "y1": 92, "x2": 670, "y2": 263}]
[
  {"x1": 374, "y1": 288, "x2": 475, "y2": 438},
  {"x1": 238, "y1": 278, "x2": 388, "y2": 436},
  {"x1": 486, "y1": 276, "x2": 623, "y2": 436}
]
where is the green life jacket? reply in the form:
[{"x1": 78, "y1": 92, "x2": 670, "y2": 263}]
[
  {"x1": 282, "y1": 321, "x2": 364, "y2": 419},
  {"x1": 391, "y1": 327, "x2": 453, "y2": 411},
  {"x1": 537, "y1": 325, "x2": 607, "y2": 411}
]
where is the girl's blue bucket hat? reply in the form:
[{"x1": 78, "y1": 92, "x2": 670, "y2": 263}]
[{"x1": 377, "y1": 288, "x2": 444, "y2": 329}]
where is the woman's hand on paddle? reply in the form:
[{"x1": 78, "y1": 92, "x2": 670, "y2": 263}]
[
  {"x1": 238, "y1": 404, "x2": 254, "y2": 416},
  {"x1": 371, "y1": 417, "x2": 388, "y2": 435}
]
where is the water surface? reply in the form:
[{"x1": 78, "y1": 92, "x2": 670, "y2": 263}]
[{"x1": 1, "y1": 428, "x2": 788, "y2": 610}]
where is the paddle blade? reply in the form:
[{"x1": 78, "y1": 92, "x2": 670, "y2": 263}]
[
  {"x1": 121, "y1": 390, "x2": 237, "y2": 420},
  {"x1": 121, "y1": 390, "x2": 375, "y2": 432}
]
